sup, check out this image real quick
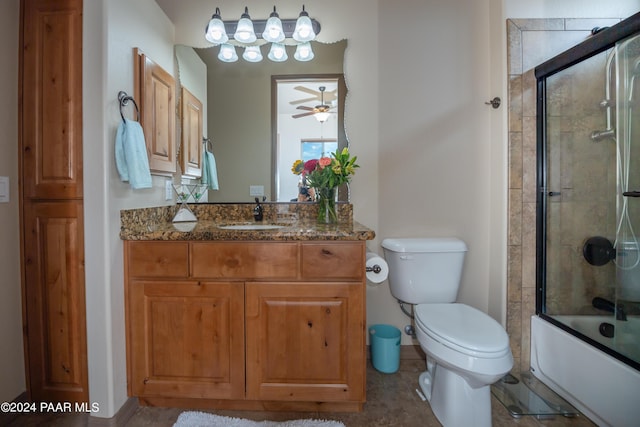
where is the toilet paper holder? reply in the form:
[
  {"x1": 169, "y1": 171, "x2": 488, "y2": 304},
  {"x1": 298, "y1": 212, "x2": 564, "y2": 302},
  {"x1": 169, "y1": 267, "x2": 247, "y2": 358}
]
[{"x1": 366, "y1": 264, "x2": 382, "y2": 274}]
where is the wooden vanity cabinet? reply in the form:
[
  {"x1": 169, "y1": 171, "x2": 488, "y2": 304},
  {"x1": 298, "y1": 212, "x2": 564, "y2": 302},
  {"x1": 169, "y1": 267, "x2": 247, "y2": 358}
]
[
  {"x1": 124, "y1": 240, "x2": 366, "y2": 411},
  {"x1": 245, "y1": 281, "x2": 365, "y2": 403}
]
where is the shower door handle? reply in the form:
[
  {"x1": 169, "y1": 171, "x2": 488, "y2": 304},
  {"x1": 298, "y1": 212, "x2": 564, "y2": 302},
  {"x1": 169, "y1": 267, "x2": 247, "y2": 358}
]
[{"x1": 622, "y1": 191, "x2": 640, "y2": 197}]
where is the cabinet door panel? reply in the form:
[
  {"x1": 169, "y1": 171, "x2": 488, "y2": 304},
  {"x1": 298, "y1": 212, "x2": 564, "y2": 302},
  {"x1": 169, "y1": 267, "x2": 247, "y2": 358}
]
[
  {"x1": 180, "y1": 87, "x2": 203, "y2": 178},
  {"x1": 22, "y1": 0, "x2": 83, "y2": 199},
  {"x1": 129, "y1": 281, "x2": 244, "y2": 399},
  {"x1": 23, "y1": 200, "x2": 87, "y2": 402},
  {"x1": 245, "y1": 282, "x2": 365, "y2": 402},
  {"x1": 136, "y1": 50, "x2": 176, "y2": 174}
]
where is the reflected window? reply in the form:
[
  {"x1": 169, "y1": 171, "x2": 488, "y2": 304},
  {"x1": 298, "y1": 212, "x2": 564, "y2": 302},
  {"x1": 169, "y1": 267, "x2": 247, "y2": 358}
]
[{"x1": 301, "y1": 139, "x2": 337, "y2": 161}]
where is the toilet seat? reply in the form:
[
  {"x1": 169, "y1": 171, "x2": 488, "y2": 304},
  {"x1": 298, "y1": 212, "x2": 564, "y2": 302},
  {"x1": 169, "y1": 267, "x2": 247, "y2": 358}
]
[{"x1": 414, "y1": 303, "x2": 510, "y2": 359}]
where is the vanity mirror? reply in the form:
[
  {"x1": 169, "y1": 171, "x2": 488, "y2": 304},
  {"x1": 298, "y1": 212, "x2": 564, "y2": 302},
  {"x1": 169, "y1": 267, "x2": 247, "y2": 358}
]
[{"x1": 175, "y1": 40, "x2": 348, "y2": 202}]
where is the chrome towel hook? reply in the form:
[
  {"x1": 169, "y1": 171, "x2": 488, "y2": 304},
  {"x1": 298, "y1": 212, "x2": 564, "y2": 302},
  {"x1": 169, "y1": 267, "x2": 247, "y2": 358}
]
[{"x1": 118, "y1": 91, "x2": 140, "y2": 123}]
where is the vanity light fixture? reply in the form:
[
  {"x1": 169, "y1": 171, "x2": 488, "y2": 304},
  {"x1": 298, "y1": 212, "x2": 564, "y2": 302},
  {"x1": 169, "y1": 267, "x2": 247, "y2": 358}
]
[
  {"x1": 262, "y1": 6, "x2": 285, "y2": 43},
  {"x1": 205, "y1": 5, "x2": 320, "y2": 63},
  {"x1": 294, "y1": 42, "x2": 314, "y2": 62},
  {"x1": 292, "y1": 5, "x2": 316, "y2": 42},
  {"x1": 218, "y1": 43, "x2": 238, "y2": 62},
  {"x1": 268, "y1": 43, "x2": 288, "y2": 62},
  {"x1": 243, "y1": 45, "x2": 263, "y2": 62},
  {"x1": 205, "y1": 7, "x2": 228, "y2": 44},
  {"x1": 233, "y1": 7, "x2": 257, "y2": 43}
]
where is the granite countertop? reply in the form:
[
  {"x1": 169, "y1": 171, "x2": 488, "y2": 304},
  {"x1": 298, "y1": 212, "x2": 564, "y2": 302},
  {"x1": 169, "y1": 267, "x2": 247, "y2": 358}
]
[{"x1": 120, "y1": 203, "x2": 375, "y2": 241}]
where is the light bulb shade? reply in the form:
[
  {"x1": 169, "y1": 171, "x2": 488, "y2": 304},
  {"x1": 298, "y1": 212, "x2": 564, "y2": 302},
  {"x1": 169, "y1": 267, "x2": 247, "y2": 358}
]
[
  {"x1": 294, "y1": 42, "x2": 314, "y2": 61},
  {"x1": 262, "y1": 15, "x2": 285, "y2": 43},
  {"x1": 243, "y1": 45, "x2": 263, "y2": 62},
  {"x1": 267, "y1": 43, "x2": 288, "y2": 62},
  {"x1": 292, "y1": 8, "x2": 316, "y2": 42},
  {"x1": 205, "y1": 16, "x2": 228, "y2": 44},
  {"x1": 314, "y1": 112, "x2": 330, "y2": 122},
  {"x1": 233, "y1": 8, "x2": 256, "y2": 43},
  {"x1": 218, "y1": 43, "x2": 238, "y2": 62}
]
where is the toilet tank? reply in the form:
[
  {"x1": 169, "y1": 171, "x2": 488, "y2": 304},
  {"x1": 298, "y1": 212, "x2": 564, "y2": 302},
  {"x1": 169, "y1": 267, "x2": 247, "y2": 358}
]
[{"x1": 381, "y1": 238, "x2": 468, "y2": 304}]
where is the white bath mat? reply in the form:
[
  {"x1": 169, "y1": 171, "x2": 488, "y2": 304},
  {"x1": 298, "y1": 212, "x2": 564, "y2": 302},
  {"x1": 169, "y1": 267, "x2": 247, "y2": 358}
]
[{"x1": 173, "y1": 411, "x2": 346, "y2": 427}]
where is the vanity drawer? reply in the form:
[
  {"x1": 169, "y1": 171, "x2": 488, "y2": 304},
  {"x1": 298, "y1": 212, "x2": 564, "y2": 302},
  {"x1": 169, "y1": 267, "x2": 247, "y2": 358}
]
[
  {"x1": 126, "y1": 241, "x2": 189, "y2": 278},
  {"x1": 191, "y1": 242, "x2": 299, "y2": 279},
  {"x1": 301, "y1": 242, "x2": 365, "y2": 280}
]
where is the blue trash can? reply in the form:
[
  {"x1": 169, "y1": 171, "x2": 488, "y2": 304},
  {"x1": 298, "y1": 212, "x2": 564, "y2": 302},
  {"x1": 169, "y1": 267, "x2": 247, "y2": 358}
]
[{"x1": 369, "y1": 324, "x2": 401, "y2": 373}]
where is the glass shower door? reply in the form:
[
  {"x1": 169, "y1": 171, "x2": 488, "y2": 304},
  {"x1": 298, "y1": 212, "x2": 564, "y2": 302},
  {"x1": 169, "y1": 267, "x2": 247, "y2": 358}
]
[
  {"x1": 613, "y1": 33, "x2": 640, "y2": 365},
  {"x1": 538, "y1": 32, "x2": 640, "y2": 369}
]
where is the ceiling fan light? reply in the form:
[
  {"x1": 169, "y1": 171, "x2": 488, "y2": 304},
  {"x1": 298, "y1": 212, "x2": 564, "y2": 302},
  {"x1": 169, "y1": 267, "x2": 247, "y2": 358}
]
[
  {"x1": 314, "y1": 111, "x2": 330, "y2": 122},
  {"x1": 233, "y1": 7, "x2": 256, "y2": 43},
  {"x1": 218, "y1": 43, "x2": 238, "y2": 62},
  {"x1": 294, "y1": 42, "x2": 314, "y2": 62},
  {"x1": 292, "y1": 6, "x2": 316, "y2": 42},
  {"x1": 205, "y1": 8, "x2": 228, "y2": 44},
  {"x1": 262, "y1": 7, "x2": 285, "y2": 43},
  {"x1": 243, "y1": 45, "x2": 263, "y2": 62},
  {"x1": 267, "y1": 43, "x2": 288, "y2": 62}
]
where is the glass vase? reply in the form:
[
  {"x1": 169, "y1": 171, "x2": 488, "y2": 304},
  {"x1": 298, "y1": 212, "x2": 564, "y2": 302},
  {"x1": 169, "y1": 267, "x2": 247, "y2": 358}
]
[{"x1": 317, "y1": 187, "x2": 337, "y2": 224}]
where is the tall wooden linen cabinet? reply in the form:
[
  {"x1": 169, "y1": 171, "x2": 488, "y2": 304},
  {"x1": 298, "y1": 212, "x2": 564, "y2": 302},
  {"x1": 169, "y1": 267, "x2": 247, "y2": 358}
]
[{"x1": 19, "y1": 0, "x2": 88, "y2": 403}]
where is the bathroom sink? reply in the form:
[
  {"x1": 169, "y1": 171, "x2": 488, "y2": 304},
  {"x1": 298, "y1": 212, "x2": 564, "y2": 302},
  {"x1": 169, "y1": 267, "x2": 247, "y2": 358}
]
[{"x1": 218, "y1": 223, "x2": 285, "y2": 230}]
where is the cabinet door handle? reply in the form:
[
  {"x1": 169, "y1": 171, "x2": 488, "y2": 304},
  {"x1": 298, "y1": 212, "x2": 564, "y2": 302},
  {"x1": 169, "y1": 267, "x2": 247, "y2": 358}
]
[{"x1": 321, "y1": 248, "x2": 332, "y2": 255}]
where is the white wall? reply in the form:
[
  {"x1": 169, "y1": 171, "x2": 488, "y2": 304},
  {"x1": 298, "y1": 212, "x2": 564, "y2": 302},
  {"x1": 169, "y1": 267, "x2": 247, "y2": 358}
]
[
  {"x1": 374, "y1": 0, "x2": 498, "y2": 342},
  {"x1": 0, "y1": 0, "x2": 24, "y2": 403},
  {"x1": 84, "y1": 0, "x2": 175, "y2": 417}
]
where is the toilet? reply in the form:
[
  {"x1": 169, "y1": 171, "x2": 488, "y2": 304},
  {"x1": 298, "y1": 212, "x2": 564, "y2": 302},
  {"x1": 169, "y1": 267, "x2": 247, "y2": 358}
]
[{"x1": 381, "y1": 237, "x2": 513, "y2": 427}]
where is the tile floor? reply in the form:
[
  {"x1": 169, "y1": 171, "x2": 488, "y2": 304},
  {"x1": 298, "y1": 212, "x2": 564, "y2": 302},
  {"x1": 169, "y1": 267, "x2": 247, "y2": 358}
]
[{"x1": 3, "y1": 360, "x2": 597, "y2": 427}]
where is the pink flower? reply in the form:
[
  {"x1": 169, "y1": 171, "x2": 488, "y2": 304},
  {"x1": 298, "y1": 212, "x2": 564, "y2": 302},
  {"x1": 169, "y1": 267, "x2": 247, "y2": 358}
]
[{"x1": 318, "y1": 157, "x2": 332, "y2": 169}]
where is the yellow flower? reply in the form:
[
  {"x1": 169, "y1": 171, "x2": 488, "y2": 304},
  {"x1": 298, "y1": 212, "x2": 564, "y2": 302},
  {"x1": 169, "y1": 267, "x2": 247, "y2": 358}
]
[{"x1": 291, "y1": 159, "x2": 304, "y2": 175}]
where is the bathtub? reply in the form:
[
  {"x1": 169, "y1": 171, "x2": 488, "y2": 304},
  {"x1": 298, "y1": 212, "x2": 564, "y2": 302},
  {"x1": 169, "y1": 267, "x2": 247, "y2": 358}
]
[{"x1": 530, "y1": 315, "x2": 640, "y2": 427}]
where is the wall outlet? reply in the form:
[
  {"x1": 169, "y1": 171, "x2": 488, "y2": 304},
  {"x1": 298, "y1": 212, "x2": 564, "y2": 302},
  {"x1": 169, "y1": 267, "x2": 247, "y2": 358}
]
[
  {"x1": 249, "y1": 185, "x2": 264, "y2": 197},
  {"x1": 165, "y1": 180, "x2": 173, "y2": 200}
]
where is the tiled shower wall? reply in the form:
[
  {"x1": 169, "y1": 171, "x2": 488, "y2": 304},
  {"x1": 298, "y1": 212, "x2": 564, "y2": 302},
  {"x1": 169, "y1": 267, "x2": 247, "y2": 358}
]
[{"x1": 506, "y1": 17, "x2": 621, "y2": 373}]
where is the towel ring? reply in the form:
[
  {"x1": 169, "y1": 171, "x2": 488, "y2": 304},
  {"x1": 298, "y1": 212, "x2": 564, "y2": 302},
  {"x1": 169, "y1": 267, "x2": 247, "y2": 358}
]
[{"x1": 118, "y1": 91, "x2": 140, "y2": 123}]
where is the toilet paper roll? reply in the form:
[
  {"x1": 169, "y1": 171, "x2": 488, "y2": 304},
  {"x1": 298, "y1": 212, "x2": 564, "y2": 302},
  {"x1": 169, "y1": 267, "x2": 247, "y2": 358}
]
[{"x1": 366, "y1": 252, "x2": 389, "y2": 284}]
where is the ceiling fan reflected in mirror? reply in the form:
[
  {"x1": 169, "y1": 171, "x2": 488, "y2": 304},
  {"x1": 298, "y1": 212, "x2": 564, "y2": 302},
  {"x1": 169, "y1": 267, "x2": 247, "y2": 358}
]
[
  {"x1": 292, "y1": 86, "x2": 335, "y2": 122},
  {"x1": 289, "y1": 85, "x2": 337, "y2": 105}
]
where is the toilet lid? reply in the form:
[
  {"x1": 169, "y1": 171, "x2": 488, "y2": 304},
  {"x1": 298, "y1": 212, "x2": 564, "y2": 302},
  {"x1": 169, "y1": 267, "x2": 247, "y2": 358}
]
[{"x1": 415, "y1": 303, "x2": 509, "y2": 358}]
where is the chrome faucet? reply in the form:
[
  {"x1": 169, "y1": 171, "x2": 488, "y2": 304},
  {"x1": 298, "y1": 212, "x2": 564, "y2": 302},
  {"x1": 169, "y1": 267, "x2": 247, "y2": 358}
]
[{"x1": 253, "y1": 197, "x2": 264, "y2": 221}]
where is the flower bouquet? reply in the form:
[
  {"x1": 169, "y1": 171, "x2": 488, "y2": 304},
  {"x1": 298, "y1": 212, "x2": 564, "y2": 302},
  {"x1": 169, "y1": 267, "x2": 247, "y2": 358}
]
[{"x1": 291, "y1": 147, "x2": 359, "y2": 223}]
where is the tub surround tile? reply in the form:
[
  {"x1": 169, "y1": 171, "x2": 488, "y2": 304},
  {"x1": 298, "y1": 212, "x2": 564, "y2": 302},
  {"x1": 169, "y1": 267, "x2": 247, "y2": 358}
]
[
  {"x1": 522, "y1": 70, "x2": 537, "y2": 118},
  {"x1": 507, "y1": 245, "x2": 522, "y2": 304},
  {"x1": 509, "y1": 132, "x2": 523, "y2": 190},
  {"x1": 521, "y1": 202, "x2": 537, "y2": 289},
  {"x1": 521, "y1": 117, "x2": 537, "y2": 204},
  {"x1": 507, "y1": 20, "x2": 523, "y2": 75},
  {"x1": 508, "y1": 75, "x2": 523, "y2": 132},
  {"x1": 508, "y1": 190, "x2": 523, "y2": 246}
]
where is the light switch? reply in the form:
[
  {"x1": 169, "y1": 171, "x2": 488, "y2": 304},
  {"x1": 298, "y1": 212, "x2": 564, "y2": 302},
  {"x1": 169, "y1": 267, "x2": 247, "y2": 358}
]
[{"x1": 0, "y1": 176, "x2": 9, "y2": 203}]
